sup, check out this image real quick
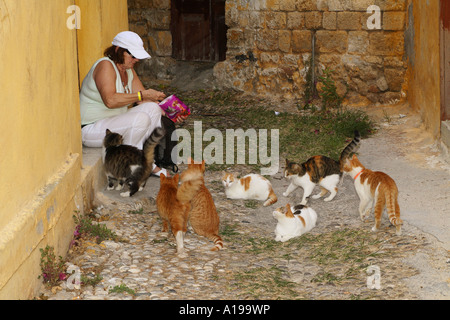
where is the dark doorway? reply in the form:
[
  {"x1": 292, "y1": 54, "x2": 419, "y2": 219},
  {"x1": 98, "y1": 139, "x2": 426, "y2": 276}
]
[
  {"x1": 171, "y1": 0, "x2": 227, "y2": 62},
  {"x1": 441, "y1": 0, "x2": 450, "y2": 120}
]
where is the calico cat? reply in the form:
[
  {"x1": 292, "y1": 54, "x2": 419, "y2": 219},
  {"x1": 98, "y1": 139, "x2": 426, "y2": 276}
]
[
  {"x1": 156, "y1": 170, "x2": 203, "y2": 255},
  {"x1": 184, "y1": 158, "x2": 224, "y2": 251},
  {"x1": 283, "y1": 130, "x2": 361, "y2": 205},
  {"x1": 102, "y1": 127, "x2": 165, "y2": 197},
  {"x1": 342, "y1": 154, "x2": 403, "y2": 235},
  {"x1": 273, "y1": 203, "x2": 317, "y2": 242},
  {"x1": 221, "y1": 172, "x2": 278, "y2": 206}
]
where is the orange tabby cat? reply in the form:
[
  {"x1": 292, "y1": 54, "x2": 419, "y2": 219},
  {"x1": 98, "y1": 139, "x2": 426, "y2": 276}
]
[
  {"x1": 342, "y1": 154, "x2": 403, "y2": 235},
  {"x1": 156, "y1": 169, "x2": 203, "y2": 255},
  {"x1": 184, "y1": 158, "x2": 223, "y2": 251}
]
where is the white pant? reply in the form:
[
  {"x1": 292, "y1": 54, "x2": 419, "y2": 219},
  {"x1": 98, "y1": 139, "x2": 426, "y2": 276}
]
[{"x1": 81, "y1": 102, "x2": 163, "y2": 149}]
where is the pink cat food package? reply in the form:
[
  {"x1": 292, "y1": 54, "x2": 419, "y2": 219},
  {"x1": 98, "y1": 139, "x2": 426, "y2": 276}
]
[{"x1": 158, "y1": 95, "x2": 191, "y2": 122}]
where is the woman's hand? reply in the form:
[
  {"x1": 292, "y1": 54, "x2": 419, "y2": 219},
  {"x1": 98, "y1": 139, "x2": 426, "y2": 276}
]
[
  {"x1": 142, "y1": 89, "x2": 166, "y2": 102},
  {"x1": 175, "y1": 114, "x2": 188, "y2": 124}
]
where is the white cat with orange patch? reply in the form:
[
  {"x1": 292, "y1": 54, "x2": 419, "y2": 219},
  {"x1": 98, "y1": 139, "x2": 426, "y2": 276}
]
[
  {"x1": 342, "y1": 154, "x2": 403, "y2": 235},
  {"x1": 272, "y1": 204, "x2": 317, "y2": 242},
  {"x1": 221, "y1": 172, "x2": 278, "y2": 206}
]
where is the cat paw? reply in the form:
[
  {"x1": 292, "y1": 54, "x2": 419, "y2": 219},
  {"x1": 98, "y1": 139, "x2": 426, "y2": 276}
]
[
  {"x1": 371, "y1": 226, "x2": 378, "y2": 232},
  {"x1": 120, "y1": 191, "x2": 131, "y2": 197},
  {"x1": 107, "y1": 186, "x2": 114, "y2": 191},
  {"x1": 300, "y1": 200, "x2": 308, "y2": 205},
  {"x1": 115, "y1": 184, "x2": 124, "y2": 191},
  {"x1": 177, "y1": 247, "x2": 188, "y2": 257},
  {"x1": 312, "y1": 194, "x2": 322, "y2": 199},
  {"x1": 282, "y1": 192, "x2": 289, "y2": 197},
  {"x1": 324, "y1": 195, "x2": 335, "y2": 202}
]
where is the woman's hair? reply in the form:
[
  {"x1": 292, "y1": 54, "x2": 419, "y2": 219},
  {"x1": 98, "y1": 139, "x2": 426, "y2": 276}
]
[{"x1": 104, "y1": 45, "x2": 126, "y2": 64}]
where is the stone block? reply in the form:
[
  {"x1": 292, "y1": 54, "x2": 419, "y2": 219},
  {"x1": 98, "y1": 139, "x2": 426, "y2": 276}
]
[
  {"x1": 368, "y1": 31, "x2": 404, "y2": 56},
  {"x1": 227, "y1": 28, "x2": 244, "y2": 49},
  {"x1": 265, "y1": 11, "x2": 286, "y2": 29},
  {"x1": 383, "y1": 11, "x2": 405, "y2": 30},
  {"x1": 376, "y1": 76, "x2": 389, "y2": 92},
  {"x1": 153, "y1": 0, "x2": 170, "y2": 9},
  {"x1": 279, "y1": 0, "x2": 296, "y2": 11},
  {"x1": 337, "y1": 12, "x2": 362, "y2": 30},
  {"x1": 257, "y1": 29, "x2": 279, "y2": 51},
  {"x1": 316, "y1": 30, "x2": 348, "y2": 54},
  {"x1": 384, "y1": 68, "x2": 404, "y2": 91},
  {"x1": 348, "y1": 31, "x2": 368, "y2": 54},
  {"x1": 292, "y1": 30, "x2": 312, "y2": 53},
  {"x1": 305, "y1": 11, "x2": 323, "y2": 29},
  {"x1": 296, "y1": 0, "x2": 318, "y2": 11},
  {"x1": 279, "y1": 30, "x2": 291, "y2": 53},
  {"x1": 323, "y1": 12, "x2": 337, "y2": 30},
  {"x1": 287, "y1": 12, "x2": 304, "y2": 29},
  {"x1": 156, "y1": 31, "x2": 172, "y2": 56}
]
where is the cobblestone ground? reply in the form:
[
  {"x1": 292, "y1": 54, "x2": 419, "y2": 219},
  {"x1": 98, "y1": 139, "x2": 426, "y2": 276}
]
[
  {"x1": 36, "y1": 167, "x2": 440, "y2": 301},
  {"x1": 36, "y1": 93, "x2": 449, "y2": 301}
]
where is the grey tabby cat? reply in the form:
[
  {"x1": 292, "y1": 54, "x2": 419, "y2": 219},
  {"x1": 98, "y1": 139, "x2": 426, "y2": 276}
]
[{"x1": 102, "y1": 127, "x2": 165, "y2": 197}]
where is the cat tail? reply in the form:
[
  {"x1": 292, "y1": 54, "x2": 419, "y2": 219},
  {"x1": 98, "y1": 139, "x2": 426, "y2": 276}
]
[
  {"x1": 386, "y1": 192, "x2": 403, "y2": 228},
  {"x1": 339, "y1": 130, "x2": 361, "y2": 168},
  {"x1": 143, "y1": 127, "x2": 166, "y2": 177},
  {"x1": 263, "y1": 186, "x2": 278, "y2": 206},
  {"x1": 209, "y1": 234, "x2": 224, "y2": 251},
  {"x1": 176, "y1": 170, "x2": 204, "y2": 203}
]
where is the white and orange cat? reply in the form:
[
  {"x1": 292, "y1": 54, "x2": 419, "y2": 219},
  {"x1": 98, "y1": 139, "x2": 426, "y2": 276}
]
[
  {"x1": 342, "y1": 154, "x2": 403, "y2": 235},
  {"x1": 272, "y1": 203, "x2": 317, "y2": 242},
  {"x1": 221, "y1": 172, "x2": 278, "y2": 206},
  {"x1": 185, "y1": 158, "x2": 224, "y2": 251},
  {"x1": 156, "y1": 169, "x2": 203, "y2": 256}
]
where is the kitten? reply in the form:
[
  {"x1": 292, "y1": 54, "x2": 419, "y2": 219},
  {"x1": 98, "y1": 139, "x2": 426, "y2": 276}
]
[
  {"x1": 156, "y1": 170, "x2": 203, "y2": 255},
  {"x1": 342, "y1": 154, "x2": 403, "y2": 235},
  {"x1": 221, "y1": 172, "x2": 278, "y2": 206},
  {"x1": 283, "y1": 130, "x2": 361, "y2": 205},
  {"x1": 184, "y1": 158, "x2": 224, "y2": 251},
  {"x1": 273, "y1": 203, "x2": 317, "y2": 242},
  {"x1": 102, "y1": 127, "x2": 164, "y2": 197}
]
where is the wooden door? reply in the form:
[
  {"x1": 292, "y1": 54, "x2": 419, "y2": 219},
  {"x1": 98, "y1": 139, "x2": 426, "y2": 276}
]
[
  {"x1": 171, "y1": 0, "x2": 226, "y2": 62},
  {"x1": 441, "y1": 0, "x2": 450, "y2": 120}
]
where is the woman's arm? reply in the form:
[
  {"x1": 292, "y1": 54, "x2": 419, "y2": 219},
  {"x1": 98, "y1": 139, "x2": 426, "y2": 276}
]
[
  {"x1": 93, "y1": 60, "x2": 140, "y2": 109},
  {"x1": 131, "y1": 68, "x2": 166, "y2": 103}
]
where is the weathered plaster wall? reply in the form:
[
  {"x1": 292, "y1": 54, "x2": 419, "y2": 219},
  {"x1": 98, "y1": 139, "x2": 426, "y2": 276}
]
[
  {"x1": 0, "y1": 0, "x2": 128, "y2": 299},
  {"x1": 406, "y1": 0, "x2": 441, "y2": 138}
]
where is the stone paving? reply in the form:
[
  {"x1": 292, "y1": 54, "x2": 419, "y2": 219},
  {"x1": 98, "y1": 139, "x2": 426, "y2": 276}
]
[
  {"x1": 36, "y1": 164, "x2": 446, "y2": 301},
  {"x1": 35, "y1": 97, "x2": 450, "y2": 301}
]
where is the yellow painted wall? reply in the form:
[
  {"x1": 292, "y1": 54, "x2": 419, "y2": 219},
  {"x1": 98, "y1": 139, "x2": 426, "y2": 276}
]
[
  {"x1": 407, "y1": 0, "x2": 441, "y2": 137},
  {"x1": 77, "y1": 0, "x2": 130, "y2": 84},
  {"x1": 0, "y1": 0, "x2": 128, "y2": 299}
]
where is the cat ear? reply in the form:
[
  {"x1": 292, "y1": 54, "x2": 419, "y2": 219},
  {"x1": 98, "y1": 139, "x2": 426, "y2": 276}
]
[
  {"x1": 106, "y1": 129, "x2": 111, "y2": 134},
  {"x1": 285, "y1": 204, "x2": 294, "y2": 218},
  {"x1": 159, "y1": 173, "x2": 166, "y2": 181},
  {"x1": 352, "y1": 154, "x2": 357, "y2": 160}
]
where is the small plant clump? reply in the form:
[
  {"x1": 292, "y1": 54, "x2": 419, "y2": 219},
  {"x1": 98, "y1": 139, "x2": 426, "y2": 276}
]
[
  {"x1": 72, "y1": 213, "x2": 117, "y2": 245},
  {"x1": 38, "y1": 245, "x2": 67, "y2": 287}
]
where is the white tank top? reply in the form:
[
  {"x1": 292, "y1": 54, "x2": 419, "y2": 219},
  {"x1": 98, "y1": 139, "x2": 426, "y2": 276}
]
[{"x1": 80, "y1": 57, "x2": 134, "y2": 125}]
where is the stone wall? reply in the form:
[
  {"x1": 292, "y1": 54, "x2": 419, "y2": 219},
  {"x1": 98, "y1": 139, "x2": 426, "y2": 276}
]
[
  {"x1": 128, "y1": 0, "x2": 175, "y2": 82},
  {"x1": 128, "y1": 0, "x2": 408, "y2": 106}
]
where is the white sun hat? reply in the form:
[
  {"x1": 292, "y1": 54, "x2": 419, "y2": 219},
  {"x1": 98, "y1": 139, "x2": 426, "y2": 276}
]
[{"x1": 112, "y1": 31, "x2": 151, "y2": 60}]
